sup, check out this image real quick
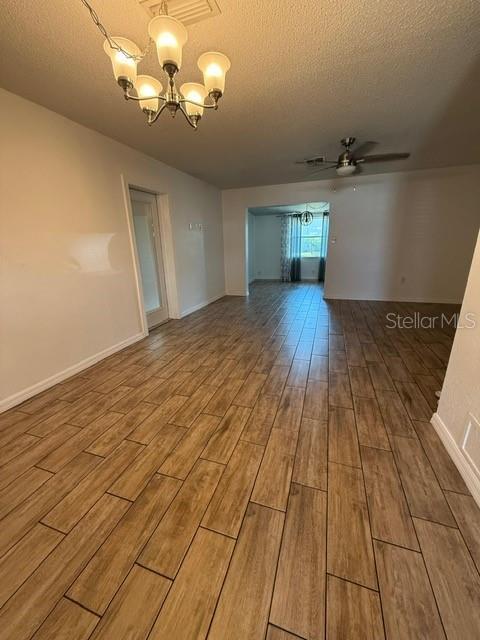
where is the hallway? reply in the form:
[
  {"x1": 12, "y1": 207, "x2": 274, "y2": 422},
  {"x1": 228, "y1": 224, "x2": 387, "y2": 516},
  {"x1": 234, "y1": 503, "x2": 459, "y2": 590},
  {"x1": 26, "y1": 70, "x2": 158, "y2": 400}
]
[{"x1": 0, "y1": 282, "x2": 479, "y2": 639}]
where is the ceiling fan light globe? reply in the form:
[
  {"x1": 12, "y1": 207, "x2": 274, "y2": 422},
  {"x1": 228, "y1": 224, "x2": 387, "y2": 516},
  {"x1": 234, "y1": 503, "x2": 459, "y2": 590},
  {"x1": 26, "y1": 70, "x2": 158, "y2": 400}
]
[{"x1": 336, "y1": 164, "x2": 357, "y2": 177}]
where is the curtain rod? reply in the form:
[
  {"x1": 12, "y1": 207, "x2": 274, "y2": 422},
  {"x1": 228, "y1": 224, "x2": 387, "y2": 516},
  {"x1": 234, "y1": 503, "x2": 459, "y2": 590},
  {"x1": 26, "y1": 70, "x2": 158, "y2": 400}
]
[{"x1": 275, "y1": 211, "x2": 330, "y2": 218}]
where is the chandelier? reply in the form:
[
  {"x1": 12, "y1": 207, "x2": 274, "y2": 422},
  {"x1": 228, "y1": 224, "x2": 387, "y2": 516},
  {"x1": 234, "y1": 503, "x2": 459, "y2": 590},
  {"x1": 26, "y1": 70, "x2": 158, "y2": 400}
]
[
  {"x1": 292, "y1": 208, "x2": 314, "y2": 226},
  {"x1": 82, "y1": 0, "x2": 231, "y2": 129}
]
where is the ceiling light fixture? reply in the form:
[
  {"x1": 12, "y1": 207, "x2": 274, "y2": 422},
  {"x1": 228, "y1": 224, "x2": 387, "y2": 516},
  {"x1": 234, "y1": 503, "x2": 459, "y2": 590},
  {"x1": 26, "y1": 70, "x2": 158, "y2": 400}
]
[
  {"x1": 81, "y1": 0, "x2": 230, "y2": 129},
  {"x1": 291, "y1": 207, "x2": 314, "y2": 226}
]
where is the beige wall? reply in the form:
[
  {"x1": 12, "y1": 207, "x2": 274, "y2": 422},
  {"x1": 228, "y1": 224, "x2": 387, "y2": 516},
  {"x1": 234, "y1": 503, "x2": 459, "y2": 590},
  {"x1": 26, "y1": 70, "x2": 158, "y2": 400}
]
[
  {"x1": 222, "y1": 166, "x2": 480, "y2": 302},
  {"x1": 0, "y1": 89, "x2": 225, "y2": 409},
  {"x1": 434, "y1": 230, "x2": 480, "y2": 503}
]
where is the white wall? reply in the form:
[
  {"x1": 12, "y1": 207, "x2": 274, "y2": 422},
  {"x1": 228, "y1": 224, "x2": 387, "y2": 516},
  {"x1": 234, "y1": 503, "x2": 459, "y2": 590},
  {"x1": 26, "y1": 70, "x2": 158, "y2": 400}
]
[
  {"x1": 251, "y1": 215, "x2": 282, "y2": 280},
  {"x1": 433, "y1": 230, "x2": 480, "y2": 503},
  {"x1": 247, "y1": 212, "x2": 256, "y2": 283},
  {"x1": 0, "y1": 89, "x2": 225, "y2": 409},
  {"x1": 222, "y1": 165, "x2": 480, "y2": 301}
]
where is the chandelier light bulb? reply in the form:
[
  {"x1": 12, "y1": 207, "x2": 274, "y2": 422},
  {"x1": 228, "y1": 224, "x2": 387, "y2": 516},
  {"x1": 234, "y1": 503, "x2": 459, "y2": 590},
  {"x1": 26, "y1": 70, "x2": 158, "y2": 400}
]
[
  {"x1": 86, "y1": 0, "x2": 230, "y2": 130},
  {"x1": 135, "y1": 75, "x2": 163, "y2": 114},
  {"x1": 180, "y1": 83, "x2": 208, "y2": 117},
  {"x1": 148, "y1": 15, "x2": 188, "y2": 70},
  {"x1": 197, "y1": 52, "x2": 231, "y2": 95},
  {"x1": 103, "y1": 37, "x2": 141, "y2": 86}
]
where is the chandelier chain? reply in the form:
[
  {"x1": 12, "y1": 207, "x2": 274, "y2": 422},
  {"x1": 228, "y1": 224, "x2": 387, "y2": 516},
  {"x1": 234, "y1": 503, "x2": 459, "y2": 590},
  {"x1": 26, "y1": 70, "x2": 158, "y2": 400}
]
[{"x1": 79, "y1": 0, "x2": 153, "y2": 61}]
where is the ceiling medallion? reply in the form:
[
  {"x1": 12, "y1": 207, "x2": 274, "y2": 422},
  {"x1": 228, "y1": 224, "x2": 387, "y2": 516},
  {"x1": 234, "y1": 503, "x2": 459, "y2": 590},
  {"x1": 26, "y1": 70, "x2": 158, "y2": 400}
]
[{"x1": 82, "y1": 0, "x2": 230, "y2": 129}]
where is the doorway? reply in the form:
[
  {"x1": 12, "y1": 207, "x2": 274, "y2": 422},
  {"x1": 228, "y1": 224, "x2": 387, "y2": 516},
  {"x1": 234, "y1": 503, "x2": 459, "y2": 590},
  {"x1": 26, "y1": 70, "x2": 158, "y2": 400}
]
[
  {"x1": 247, "y1": 202, "x2": 330, "y2": 285},
  {"x1": 129, "y1": 188, "x2": 169, "y2": 329}
]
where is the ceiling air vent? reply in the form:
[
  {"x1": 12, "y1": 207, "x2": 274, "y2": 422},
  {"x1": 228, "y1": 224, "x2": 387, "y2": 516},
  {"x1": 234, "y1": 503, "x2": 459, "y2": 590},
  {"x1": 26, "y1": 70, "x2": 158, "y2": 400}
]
[{"x1": 139, "y1": 0, "x2": 221, "y2": 25}]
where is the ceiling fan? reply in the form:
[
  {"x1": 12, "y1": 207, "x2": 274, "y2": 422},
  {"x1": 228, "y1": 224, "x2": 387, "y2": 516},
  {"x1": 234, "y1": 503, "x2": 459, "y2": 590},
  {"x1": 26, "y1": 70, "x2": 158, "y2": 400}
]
[{"x1": 295, "y1": 137, "x2": 410, "y2": 177}]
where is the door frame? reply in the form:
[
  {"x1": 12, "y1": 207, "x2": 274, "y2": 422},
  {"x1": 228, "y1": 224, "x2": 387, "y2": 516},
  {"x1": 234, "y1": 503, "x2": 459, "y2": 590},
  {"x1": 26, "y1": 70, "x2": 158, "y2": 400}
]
[{"x1": 121, "y1": 175, "x2": 180, "y2": 335}]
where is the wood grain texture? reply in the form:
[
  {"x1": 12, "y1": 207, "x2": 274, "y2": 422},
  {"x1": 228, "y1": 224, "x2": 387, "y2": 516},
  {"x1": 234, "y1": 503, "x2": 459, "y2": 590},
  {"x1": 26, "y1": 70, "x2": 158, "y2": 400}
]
[
  {"x1": 292, "y1": 418, "x2": 327, "y2": 491},
  {"x1": 109, "y1": 423, "x2": 185, "y2": 498},
  {"x1": 326, "y1": 575, "x2": 385, "y2": 640},
  {"x1": 241, "y1": 394, "x2": 279, "y2": 445},
  {"x1": 0, "y1": 283, "x2": 472, "y2": 639},
  {"x1": 0, "y1": 452, "x2": 100, "y2": 556},
  {"x1": 328, "y1": 372, "x2": 352, "y2": 409},
  {"x1": 270, "y1": 484, "x2": 326, "y2": 639},
  {"x1": 68, "y1": 474, "x2": 180, "y2": 614},
  {"x1": 158, "y1": 414, "x2": 219, "y2": 480},
  {"x1": 414, "y1": 420, "x2": 469, "y2": 494},
  {"x1": 202, "y1": 440, "x2": 263, "y2": 537},
  {"x1": 148, "y1": 528, "x2": 234, "y2": 640},
  {"x1": 266, "y1": 626, "x2": 300, "y2": 640},
  {"x1": 353, "y1": 396, "x2": 390, "y2": 450},
  {"x1": 0, "y1": 523, "x2": 63, "y2": 608},
  {"x1": 395, "y1": 381, "x2": 432, "y2": 421},
  {"x1": 391, "y1": 435, "x2": 456, "y2": 526},
  {"x1": 376, "y1": 390, "x2": 416, "y2": 438},
  {"x1": 327, "y1": 462, "x2": 377, "y2": 589},
  {"x1": 138, "y1": 459, "x2": 223, "y2": 577},
  {"x1": 42, "y1": 440, "x2": 143, "y2": 532},
  {"x1": 361, "y1": 446, "x2": 419, "y2": 550},
  {"x1": 303, "y1": 380, "x2": 328, "y2": 421},
  {"x1": 414, "y1": 518, "x2": 480, "y2": 640},
  {"x1": 201, "y1": 404, "x2": 251, "y2": 464},
  {"x1": 328, "y1": 407, "x2": 361, "y2": 468},
  {"x1": 32, "y1": 599, "x2": 99, "y2": 640},
  {"x1": 208, "y1": 503, "x2": 284, "y2": 640},
  {"x1": 251, "y1": 427, "x2": 298, "y2": 511},
  {"x1": 0, "y1": 494, "x2": 128, "y2": 640},
  {"x1": 374, "y1": 540, "x2": 445, "y2": 640},
  {"x1": 349, "y1": 366, "x2": 375, "y2": 398},
  {"x1": 88, "y1": 565, "x2": 170, "y2": 640},
  {"x1": 444, "y1": 491, "x2": 480, "y2": 572}
]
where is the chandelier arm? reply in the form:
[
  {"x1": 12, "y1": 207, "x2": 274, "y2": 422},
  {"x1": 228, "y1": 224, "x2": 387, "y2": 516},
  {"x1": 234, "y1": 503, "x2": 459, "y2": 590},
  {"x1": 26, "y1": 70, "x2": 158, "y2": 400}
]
[
  {"x1": 178, "y1": 103, "x2": 198, "y2": 129},
  {"x1": 125, "y1": 92, "x2": 167, "y2": 103},
  {"x1": 179, "y1": 98, "x2": 217, "y2": 110},
  {"x1": 149, "y1": 103, "x2": 168, "y2": 124},
  {"x1": 80, "y1": 0, "x2": 152, "y2": 61}
]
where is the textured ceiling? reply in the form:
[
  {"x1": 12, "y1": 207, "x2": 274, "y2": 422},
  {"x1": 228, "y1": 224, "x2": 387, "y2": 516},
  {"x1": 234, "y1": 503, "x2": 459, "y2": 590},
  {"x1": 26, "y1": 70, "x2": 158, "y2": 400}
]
[{"x1": 1, "y1": 0, "x2": 479, "y2": 188}]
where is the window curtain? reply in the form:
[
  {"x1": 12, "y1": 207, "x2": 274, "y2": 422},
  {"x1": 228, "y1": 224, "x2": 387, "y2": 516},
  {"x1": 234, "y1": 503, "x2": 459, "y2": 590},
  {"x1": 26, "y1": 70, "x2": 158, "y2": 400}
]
[
  {"x1": 280, "y1": 214, "x2": 302, "y2": 282},
  {"x1": 318, "y1": 211, "x2": 329, "y2": 282},
  {"x1": 280, "y1": 216, "x2": 291, "y2": 282},
  {"x1": 289, "y1": 215, "x2": 302, "y2": 282}
]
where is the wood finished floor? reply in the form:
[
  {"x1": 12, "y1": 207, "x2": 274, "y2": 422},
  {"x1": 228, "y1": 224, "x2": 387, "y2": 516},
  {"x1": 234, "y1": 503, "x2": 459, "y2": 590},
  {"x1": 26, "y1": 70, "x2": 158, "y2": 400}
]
[{"x1": 1, "y1": 281, "x2": 480, "y2": 640}]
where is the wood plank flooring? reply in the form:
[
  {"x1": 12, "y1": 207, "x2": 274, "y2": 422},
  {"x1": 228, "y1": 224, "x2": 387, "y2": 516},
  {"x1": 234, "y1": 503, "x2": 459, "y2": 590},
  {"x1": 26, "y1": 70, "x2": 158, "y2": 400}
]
[{"x1": 1, "y1": 281, "x2": 479, "y2": 639}]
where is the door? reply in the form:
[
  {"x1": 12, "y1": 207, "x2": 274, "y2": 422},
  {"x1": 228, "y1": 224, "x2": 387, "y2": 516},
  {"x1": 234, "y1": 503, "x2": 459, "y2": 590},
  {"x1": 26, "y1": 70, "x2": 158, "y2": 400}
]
[{"x1": 129, "y1": 188, "x2": 169, "y2": 329}]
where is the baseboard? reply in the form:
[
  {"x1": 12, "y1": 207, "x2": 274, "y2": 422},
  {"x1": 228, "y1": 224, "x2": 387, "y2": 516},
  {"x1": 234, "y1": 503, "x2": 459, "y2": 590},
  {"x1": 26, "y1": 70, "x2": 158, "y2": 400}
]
[
  {"x1": 224, "y1": 289, "x2": 248, "y2": 297},
  {"x1": 0, "y1": 331, "x2": 147, "y2": 414},
  {"x1": 431, "y1": 412, "x2": 480, "y2": 506},
  {"x1": 324, "y1": 292, "x2": 463, "y2": 304},
  {"x1": 179, "y1": 292, "x2": 226, "y2": 318}
]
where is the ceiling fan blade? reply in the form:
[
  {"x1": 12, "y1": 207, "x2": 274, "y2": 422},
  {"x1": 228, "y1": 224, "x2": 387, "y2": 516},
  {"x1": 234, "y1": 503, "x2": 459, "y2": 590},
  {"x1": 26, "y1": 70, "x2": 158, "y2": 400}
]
[
  {"x1": 352, "y1": 140, "x2": 378, "y2": 160},
  {"x1": 358, "y1": 152, "x2": 410, "y2": 164},
  {"x1": 294, "y1": 158, "x2": 337, "y2": 166},
  {"x1": 308, "y1": 165, "x2": 337, "y2": 175}
]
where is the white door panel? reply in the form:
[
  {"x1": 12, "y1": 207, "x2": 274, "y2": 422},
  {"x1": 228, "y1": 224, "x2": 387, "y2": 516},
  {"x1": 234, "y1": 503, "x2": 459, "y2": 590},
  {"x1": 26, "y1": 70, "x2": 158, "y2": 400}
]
[{"x1": 130, "y1": 189, "x2": 169, "y2": 328}]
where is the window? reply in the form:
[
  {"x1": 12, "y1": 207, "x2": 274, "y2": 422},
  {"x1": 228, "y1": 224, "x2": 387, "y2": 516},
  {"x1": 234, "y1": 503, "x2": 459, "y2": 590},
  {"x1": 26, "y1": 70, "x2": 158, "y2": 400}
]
[{"x1": 301, "y1": 214, "x2": 329, "y2": 258}]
